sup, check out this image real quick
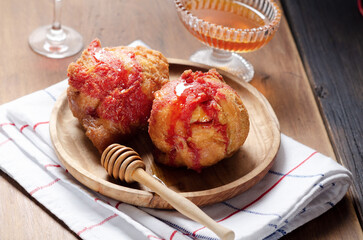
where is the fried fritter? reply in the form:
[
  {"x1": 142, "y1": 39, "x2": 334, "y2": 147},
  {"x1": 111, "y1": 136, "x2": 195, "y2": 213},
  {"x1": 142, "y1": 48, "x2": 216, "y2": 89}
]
[
  {"x1": 148, "y1": 69, "x2": 249, "y2": 171},
  {"x1": 67, "y1": 39, "x2": 169, "y2": 152}
]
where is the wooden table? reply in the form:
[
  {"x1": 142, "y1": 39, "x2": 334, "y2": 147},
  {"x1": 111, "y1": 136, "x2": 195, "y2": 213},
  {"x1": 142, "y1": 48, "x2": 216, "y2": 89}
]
[{"x1": 0, "y1": 0, "x2": 361, "y2": 239}]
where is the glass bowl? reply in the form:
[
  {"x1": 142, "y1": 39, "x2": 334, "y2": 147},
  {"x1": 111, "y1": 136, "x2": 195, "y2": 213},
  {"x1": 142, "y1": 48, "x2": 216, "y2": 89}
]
[{"x1": 174, "y1": 0, "x2": 282, "y2": 82}]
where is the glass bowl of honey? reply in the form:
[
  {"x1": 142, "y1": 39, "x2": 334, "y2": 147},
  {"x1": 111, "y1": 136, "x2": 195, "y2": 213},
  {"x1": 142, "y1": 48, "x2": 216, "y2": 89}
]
[{"x1": 174, "y1": 0, "x2": 282, "y2": 82}]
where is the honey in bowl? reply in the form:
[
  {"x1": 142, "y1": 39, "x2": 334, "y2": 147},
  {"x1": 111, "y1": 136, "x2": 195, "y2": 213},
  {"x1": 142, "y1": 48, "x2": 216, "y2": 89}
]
[{"x1": 181, "y1": 0, "x2": 279, "y2": 52}]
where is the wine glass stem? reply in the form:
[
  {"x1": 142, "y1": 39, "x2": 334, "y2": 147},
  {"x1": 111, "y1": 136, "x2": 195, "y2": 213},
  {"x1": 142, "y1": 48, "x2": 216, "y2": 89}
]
[
  {"x1": 47, "y1": 0, "x2": 66, "y2": 44},
  {"x1": 52, "y1": 0, "x2": 62, "y2": 30},
  {"x1": 211, "y1": 48, "x2": 233, "y2": 63}
]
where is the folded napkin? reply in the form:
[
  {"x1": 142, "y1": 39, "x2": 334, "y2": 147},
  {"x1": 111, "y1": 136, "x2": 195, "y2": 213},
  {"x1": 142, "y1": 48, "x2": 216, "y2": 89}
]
[{"x1": 0, "y1": 44, "x2": 352, "y2": 240}]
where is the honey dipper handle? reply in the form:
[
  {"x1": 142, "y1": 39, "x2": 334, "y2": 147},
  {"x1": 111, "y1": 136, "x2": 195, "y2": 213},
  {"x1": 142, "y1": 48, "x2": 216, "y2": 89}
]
[{"x1": 132, "y1": 168, "x2": 235, "y2": 240}]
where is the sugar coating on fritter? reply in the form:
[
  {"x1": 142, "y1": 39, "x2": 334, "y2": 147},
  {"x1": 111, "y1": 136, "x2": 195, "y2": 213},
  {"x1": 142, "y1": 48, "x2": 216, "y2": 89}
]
[
  {"x1": 148, "y1": 69, "x2": 249, "y2": 171},
  {"x1": 67, "y1": 39, "x2": 169, "y2": 152}
]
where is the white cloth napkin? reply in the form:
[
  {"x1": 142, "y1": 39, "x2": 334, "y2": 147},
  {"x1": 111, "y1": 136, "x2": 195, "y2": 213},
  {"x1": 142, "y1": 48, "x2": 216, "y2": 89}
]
[{"x1": 0, "y1": 44, "x2": 352, "y2": 240}]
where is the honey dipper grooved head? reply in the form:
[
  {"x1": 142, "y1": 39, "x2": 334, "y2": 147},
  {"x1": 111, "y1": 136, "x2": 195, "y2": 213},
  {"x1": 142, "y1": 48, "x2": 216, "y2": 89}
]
[{"x1": 101, "y1": 144, "x2": 145, "y2": 183}]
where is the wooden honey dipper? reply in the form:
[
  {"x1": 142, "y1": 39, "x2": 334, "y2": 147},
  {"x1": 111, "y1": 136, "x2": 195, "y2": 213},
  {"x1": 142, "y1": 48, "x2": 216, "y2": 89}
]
[{"x1": 101, "y1": 143, "x2": 235, "y2": 240}]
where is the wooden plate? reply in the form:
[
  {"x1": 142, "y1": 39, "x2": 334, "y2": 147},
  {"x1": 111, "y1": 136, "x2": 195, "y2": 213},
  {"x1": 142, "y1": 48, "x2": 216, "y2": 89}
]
[{"x1": 50, "y1": 58, "x2": 280, "y2": 209}]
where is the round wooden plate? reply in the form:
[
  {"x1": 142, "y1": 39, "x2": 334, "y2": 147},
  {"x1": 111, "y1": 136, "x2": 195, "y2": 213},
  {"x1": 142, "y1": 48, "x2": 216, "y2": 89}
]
[{"x1": 50, "y1": 58, "x2": 280, "y2": 209}]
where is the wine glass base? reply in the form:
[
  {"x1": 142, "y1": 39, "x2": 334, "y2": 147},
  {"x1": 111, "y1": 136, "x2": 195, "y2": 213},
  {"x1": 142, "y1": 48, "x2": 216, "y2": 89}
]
[
  {"x1": 190, "y1": 48, "x2": 254, "y2": 82},
  {"x1": 29, "y1": 25, "x2": 83, "y2": 59}
]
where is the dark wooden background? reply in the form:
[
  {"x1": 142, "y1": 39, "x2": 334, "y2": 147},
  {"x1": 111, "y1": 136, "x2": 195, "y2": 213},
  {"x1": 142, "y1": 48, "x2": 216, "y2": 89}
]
[{"x1": 281, "y1": 0, "x2": 363, "y2": 225}]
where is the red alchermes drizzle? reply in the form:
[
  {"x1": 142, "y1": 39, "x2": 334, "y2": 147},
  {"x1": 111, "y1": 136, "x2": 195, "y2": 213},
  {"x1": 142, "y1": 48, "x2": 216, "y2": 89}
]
[
  {"x1": 162, "y1": 69, "x2": 229, "y2": 171},
  {"x1": 68, "y1": 40, "x2": 152, "y2": 129}
]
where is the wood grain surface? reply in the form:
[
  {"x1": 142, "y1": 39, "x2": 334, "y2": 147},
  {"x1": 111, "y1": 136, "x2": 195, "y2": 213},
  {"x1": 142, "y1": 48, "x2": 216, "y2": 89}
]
[
  {"x1": 281, "y1": 0, "x2": 363, "y2": 225},
  {"x1": 0, "y1": 0, "x2": 361, "y2": 239}
]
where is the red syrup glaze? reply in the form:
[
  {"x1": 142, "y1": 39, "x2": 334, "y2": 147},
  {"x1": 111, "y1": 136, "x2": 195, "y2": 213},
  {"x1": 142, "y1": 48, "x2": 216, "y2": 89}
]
[
  {"x1": 68, "y1": 40, "x2": 151, "y2": 128},
  {"x1": 156, "y1": 70, "x2": 230, "y2": 171}
]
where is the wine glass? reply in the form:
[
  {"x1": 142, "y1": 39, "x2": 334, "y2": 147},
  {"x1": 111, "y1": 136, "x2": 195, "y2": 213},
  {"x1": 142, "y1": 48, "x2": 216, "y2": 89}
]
[
  {"x1": 174, "y1": 0, "x2": 282, "y2": 82},
  {"x1": 28, "y1": 0, "x2": 83, "y2": 59}
]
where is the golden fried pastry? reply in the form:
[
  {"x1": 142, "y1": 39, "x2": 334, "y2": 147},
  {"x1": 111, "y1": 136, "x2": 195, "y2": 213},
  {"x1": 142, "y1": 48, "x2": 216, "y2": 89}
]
[
  {"x1": 148, "y1": 69, "x2": 249, "y2": 171},
  {"x1": 67, "y1": 39, "x2": 169, "y2": 152}
]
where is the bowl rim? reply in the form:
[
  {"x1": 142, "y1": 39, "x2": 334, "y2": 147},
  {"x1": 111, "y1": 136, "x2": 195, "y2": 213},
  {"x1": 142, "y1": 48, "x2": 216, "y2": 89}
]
[{"x1": 174, "y1": 0, "x2": 282, "y2": 34}]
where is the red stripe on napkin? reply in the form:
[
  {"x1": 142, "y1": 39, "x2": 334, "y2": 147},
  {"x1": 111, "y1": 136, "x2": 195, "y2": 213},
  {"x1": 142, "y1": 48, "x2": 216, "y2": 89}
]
[
  {"x1": 77, "y1": 213, "x2": 118, "y2": 236},
  {"x1": 33, "y1": 121, "x2": 49, "y2": 130},
  {"x1": 115, "y1": 202, "x2": 123, "y2": 209},
  {"x1": 169, "y1": 230, "x2": 178, "y2": 240},
  {"x1": 148, "y1": 234, "x2": 165, "y2": 240},
  {"x1": 29, "y1": 178, "x2": 61, "y2": 196},
  {"x1": 0, "y1": 138, "x2": 12, "y2": 146},
  {"x1": 0, "y1": 122, "x2": 15, "y2": 127},
  {"x1": 192, "y1": 151, "x2": 318, "y2": 236},
  {"x1": 44, "y1": 164, "x2": 61, "y2": 169},
  {"x1": 20, "y1": 124, "x2": 29, "y2": 132},
  {"x1": 94, "y1": 197, "x2": 111, "y2": 205}
]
